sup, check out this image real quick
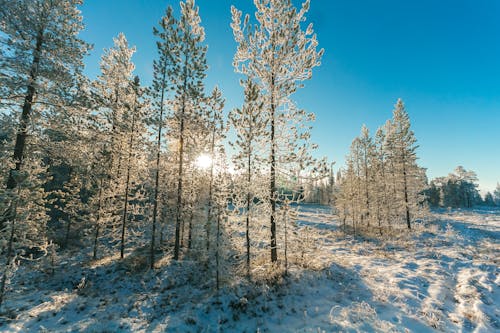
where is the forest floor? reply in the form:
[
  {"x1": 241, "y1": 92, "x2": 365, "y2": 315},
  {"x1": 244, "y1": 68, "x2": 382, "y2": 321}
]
[{"x1": 0, "y1": 206, "x2": 498, "y2": 332}]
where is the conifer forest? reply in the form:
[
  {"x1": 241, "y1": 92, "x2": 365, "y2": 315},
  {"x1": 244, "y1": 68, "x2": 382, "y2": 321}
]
[{"x1": 0, "y1": 0, "x2": 498, "y2": 332}]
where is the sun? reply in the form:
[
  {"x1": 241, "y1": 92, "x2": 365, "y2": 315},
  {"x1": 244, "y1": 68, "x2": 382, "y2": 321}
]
[{"x1": 195, "y1": 154, "x2": 212, "y2": 169}]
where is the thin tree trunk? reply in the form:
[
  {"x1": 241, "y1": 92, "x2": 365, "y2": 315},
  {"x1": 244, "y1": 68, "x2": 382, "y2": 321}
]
[
  {"x1": 215, "y1": 212, "x2": 220, "y2": 291},
  {"x1": 6, "y1": 30, "x2": 44, "y2": 190},
  {"x1": 364, "y1": 150, "x2": 370, "y2": 227},
  {"x1": 0, "y1": 198, "x2": 17, "y2": 309},
  {"x1": 188, "y1": 200, "x2": 194, "y2": 250},
  {"x1": 245, "y1": 144, "x2": 252, "y2": 277},
  {"x1": 120, "y1": 101, "x2": 137, "y2": 259},
  {"x1": 380, "y1": 155, "x2": 388, "y2": 234},
  {"x1": 64, "y1": 218, "x2": 71, "y2": 248},
  {"x1": 206, "y1": 118, "x2": 217, "y2": 252},
  {"x1": 93, "y1": 180, "x2": 104, "y2": 260},
  {"x1": 402, "y1": 160, "x2": 411, "y2": 230},
  {"x1": 150, "y1": 69, "x2": 167, "y2": 269},
  {"x1": 180, "y1": 214, "x2": 185, "y2": 248},
  {"x1": 174, "y1": 60, "x2": 189, "y2": 261},
  {"x1": 270, "y1": 72, "x2": 277, "y2": 263},
  {"x1": 284, "y1": 205, "x2": 288, "y2": 276}
]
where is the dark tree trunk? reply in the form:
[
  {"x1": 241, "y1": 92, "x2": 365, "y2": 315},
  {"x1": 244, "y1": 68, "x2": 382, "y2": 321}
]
[
  {"x1": 270, "y1": 73, "x2": 277, "y2": 263},
  {"x1": 284, "y1": 205, "x2": 288, "y2": 275},
  {"x1": 205, "y1": 118, "x2": 217, "y2": 252},
  {"x1": 93, "y1": 180, "x2": 104, "y2": 260},
  {"x1": 174, "y1": 61, "x2": 189, "y2": 261},
  {"x1": 402, "y1": 159, "x2": 411, "y2": 230},
  {"x1": 0, "y1": 199, "x2": 17, "y2": 309},
  {"x1": 246, "y1": 152, "x2": 251, "y2": 277},
  {"x1": 364, "y1": 150, "x2": 370, "y2": 227},
  {"x1": 120, "y1": 98, "x2": 137, "y2": 259},
  {"x1": 7, "y1": 30, "x2": 44, "y2": 190},
  {"x1": 215, "y1": 212, "x2": 220, "y2": 291},
  {"x1": 64, "y1": 218, "x2": 71, "y2": 248},
  {"x1": 150, "y1": 69, "x2": 167, "y2": 269}
]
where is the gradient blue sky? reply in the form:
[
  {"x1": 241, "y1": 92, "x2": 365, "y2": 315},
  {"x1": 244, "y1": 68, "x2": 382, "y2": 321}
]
[{"x1": 79, "y1": 0, "x2": 500, "y2": 193}]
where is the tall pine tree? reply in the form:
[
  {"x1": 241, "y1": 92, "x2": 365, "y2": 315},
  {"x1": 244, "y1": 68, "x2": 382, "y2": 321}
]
[{"x1": 231, "y1": 0, "x2": 323, "y2": 263}]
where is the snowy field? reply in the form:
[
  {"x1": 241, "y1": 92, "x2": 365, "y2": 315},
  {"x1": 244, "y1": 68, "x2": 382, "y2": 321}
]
[{"x1": 0, "y1": 206, "x2": 498, "y2": 332}]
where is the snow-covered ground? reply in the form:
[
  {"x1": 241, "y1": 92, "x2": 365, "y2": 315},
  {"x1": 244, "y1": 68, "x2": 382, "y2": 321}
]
[{"x1": 1, "y1": 206, "x2": 498, "y2": 332}]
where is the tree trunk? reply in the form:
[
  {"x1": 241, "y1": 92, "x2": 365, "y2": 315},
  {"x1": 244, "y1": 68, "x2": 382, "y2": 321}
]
[
  {"x1": 174, "y1": 60, "x2": 189, "y2": 261},
  {"x1": 150, "y1": 69, "x2": 167, "y2": 269},
  {"x1": 187, "y1": 200, "x2": 194, "y2": 250},
  {"x1": 64, "y1": 218, "x2": 71, "y2": 248},
  {"x1": 0, "y1": 199, "x2": 17, "y2": 309},
  {"x1": 93, "y1": 181, "x2": 104, "y2": 260},
  {"x1": 6, "y1": 30, "x2": 44, "y2": 190},
  {"x1": 402, "y1": 158, "x2": 411, "y2": 230},
  {"x1": 206, "y1": 118, "x2": 217, "y2": 252},
  {"x1": 270, "y1": 73, "x2": 277, "y2": 263},
  {"x1": 120, "y1": 101, "x2": 137, "y2": 259},
  {"x1": 215, "y1": 212, "x2": 221, "y2": 291},
  {"x1": 284, "y1": 205, "x2": 288, "y2": 275},
  {"x1": 246, "y1": 152, "x2": 251, "y2": 277},
  {"x1": 364, "y1": 150, "x2": 370, "y2": 227}
]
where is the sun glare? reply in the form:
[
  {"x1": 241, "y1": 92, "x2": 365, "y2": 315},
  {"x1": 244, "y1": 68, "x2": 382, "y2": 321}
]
[{"x1": 195, "y1": 154, "x2": 212, "y2": 169}]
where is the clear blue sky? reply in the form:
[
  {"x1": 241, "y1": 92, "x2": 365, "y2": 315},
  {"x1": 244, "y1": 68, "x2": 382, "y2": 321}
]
[{"x1": 79, "y1": 0, "x2": 500, "y2": 193}]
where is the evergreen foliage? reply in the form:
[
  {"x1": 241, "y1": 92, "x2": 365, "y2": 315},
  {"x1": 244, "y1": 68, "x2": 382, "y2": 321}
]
[{"x1": 335, "y1": 99, "x2": 428, "y2": 235}]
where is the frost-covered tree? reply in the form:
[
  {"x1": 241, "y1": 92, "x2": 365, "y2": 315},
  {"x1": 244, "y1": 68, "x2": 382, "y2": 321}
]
[
  {"x1": 229, "y1": 78, "x2": 267, "y2": 277},
  {"x1": 0, "y1": 156, "x2": 50, "y2": 308},
  {"x1": 358, "y1": 125, "x2": 375, "y2": 227},
  {"x1": 54, "y1": 173, "x2": 85, "y2": 248},
  {"x1": 336, "y1": 100, "x2": 427, "y2": 235},
  {"x1": 494, "y1": 183, "x2": 500, "y2": 206},
  {"x1": 203, "y1": 86, "x2": 225, "y2": 254},
  {"x1": 0, "y1": 0, "x2": 90, "y2": 190},
  {"x1": 431, "y1": 166, "x2": 481, "y2": 208},
  {"x1": 231, "y1": 0, "x2": 323, "y2": 263},
  {"x1": 163, "y1": 0, "x2": 207, "y2": 261},
  {"x1": 385, "y1": 99, "x2": 426, "y2": 229},
  {"x1": 148, "y1": 5, "x2": 178, "y2": 268},
  {"x1": 372, "y1": 126, "x2": 389, "y2": 234},
  {"x1": 118, "y1": 76, "x2": 148, "y2": 259},
  {"x1": 211, "y1": 147, "x2": 231, "y2": 290},
  {"x1": 483, "y1": 192, "x2": 495, "y2": 206},
  {"x1": 90, "y1": 33, "x2": 146, "y2": 259},
  {"x1": 425, "y1": 181, "x2": 441, "y2": 207}
]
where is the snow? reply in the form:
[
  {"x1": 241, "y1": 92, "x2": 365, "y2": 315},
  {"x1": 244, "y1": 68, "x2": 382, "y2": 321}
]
[{"x1": 1, "y1": 206, "x2": 498, "y2": 332}]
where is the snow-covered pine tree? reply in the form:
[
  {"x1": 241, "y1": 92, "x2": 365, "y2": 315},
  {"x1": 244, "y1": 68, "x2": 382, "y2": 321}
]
[
  {"x1": 204, "y1": 87, "x2": 225, "y2": 254},
  {"x1": 434, "y1": 166, "x2": 481, "y2": 208},
  {"x1": 90, "y1": 33, "x2": 142, "y2": 259},
  {"x1": 483, "y1": 192, "x2": 495, "y2": 206},
  {"x1": 148, "y1": 5, "x2": 178, "y2": 268},
  {"x1": 162, "y1": 0, "x2": 208, "y2": 261},
  {"x1": 0, "y1": 0, "x2": 91, "y2": 191},
  {"x1": 228, "y1": 78, "x2": 267, "y2": 278},
  {"x1": 425, "y1": 181, "x2": 441, "y2": 207},
  {"x1": 0, "y1": 156, "x2": 50, "y2": 308},
  {"x1": 336, "y1": 140, "x2": 360, "y2": 235},
  {"x1": 42, "y1": 75, "x2": 96, "y2": 244},
  {"x1": 211, "y1": 146, "x2": 231, "y2": 291},
  {"x1": 54, "y1": 173, "x2": 85, "y2": 248},
  {"x1": 386, "y1": 99, "x2": 426, "y2": 229},
  {"x1": 231, "y1": 0, "x2": 323, "y2": 263},
  {"x1": 351, "y1": 137, "x2": 364, "y2": 235},
  {"x1": 358, "y1": 125, "x2": 375, "y2": 228},
  {"x1": 373, "y1": 126, "x2": 389, "y2": 234},
  {"x1": 334, "y1": 168, "x2": 350, "y2": 233},
  {"x1": 382, "y1": 119, "x2": 399, "y2": 229},
  {"x1": 118, "y1": 76, "x2": 148, "y2": 259},
  {"x1": 453, "y1": 166, "x2": 480, "y2": 208},
  {"x1": 494, "y1": 183, "x2": 500, "y2": 206}
]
